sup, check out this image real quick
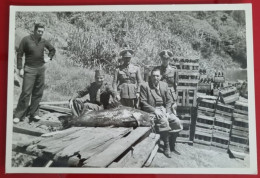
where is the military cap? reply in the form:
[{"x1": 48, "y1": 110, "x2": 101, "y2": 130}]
[
  {"x1": 95, "y1": 69, "x2": 105, "y2": 77},
  {"x1": 159, "y1": 50, "x2": 173, "y2": 59},
  {"x1": 119, "y1": 49, "x2": 134, "y2": 58}
]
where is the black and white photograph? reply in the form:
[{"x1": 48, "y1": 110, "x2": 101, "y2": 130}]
[{"x1": 6, "y1": 4, "x2": 257, "y2": 174}]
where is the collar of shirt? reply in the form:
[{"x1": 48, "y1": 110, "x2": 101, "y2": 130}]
[{"x1": 30, "y1": 34, "x2": 42, "y2": 43}]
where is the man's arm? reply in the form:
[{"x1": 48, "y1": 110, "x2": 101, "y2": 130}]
[
  {"x1": 106, "y1": 84, "x2": 117, "y2": 99},
  {"x1": 112, "y1": 69, "x2": 120, "y2": 100},
  {"x1": 17, "y1": 37, "x2": 26, "y2": 70},
  {"x1": 72, "y1": 84, "x2": 90, "y2": 100},
  {"x1": 136, "y1": 67, "x2": 142, "y2": 94},
  {"x1": 139, "y1": 83, "x2": 156, "y2": 113},
  {"x1": 165, "y1": 83, "x2": 173, "y2": 114},
  {"x1": 45, "y1": 40, "x2": 56, "y2": 60}
]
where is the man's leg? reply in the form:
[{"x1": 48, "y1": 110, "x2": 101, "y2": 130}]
[
  {"x1": 160, "y1": 131, "x2": 171, "y2": 158},
  {"x1": 14, "y1": 67, "x2": 37, "y2": 121},
  {"x1": 120, "y1": 98, "x2": 135, "y2": 108},
  {"x1": 28, "y1": 66, "x2": 46, "y2": 118},
  {"x1": 168, "y1": 114, "x2": 183, "y2": 154},
  {"x1": 84, "y1": 102, "x2": 103, "y2": 111}
]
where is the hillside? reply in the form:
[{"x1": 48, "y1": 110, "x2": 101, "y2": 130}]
[{"x1": 13, "y1": 11, "x2": 247, "y2": 102}]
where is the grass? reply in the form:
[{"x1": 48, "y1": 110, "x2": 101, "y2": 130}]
[{"x1": 13, "y1": 50, "x2": 113, "y2": 104}]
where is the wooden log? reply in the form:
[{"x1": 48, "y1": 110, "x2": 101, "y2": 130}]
[
  {"x1": 41, "y1": 127, "x2": 85, "y2": 138},
  {"x1": 37, "y1": 113, "x2": 63, "y2": 127},
  {"x1": 54, "y1": 127, "x2": 132, "y2": 161},
  {"x1": 38, "y1": 128, "x2": 98, "y2": 155},
  {"x1": 83, "y1": 127, "x2": 151, "y2": 168},
  {"x1": 13, "y1": 125, "x2": 47, "y2": 136},
  {"x1": 40, "y1": 105, "x2": 71, "y2": 114},
  {"x1": 144, "y1": 144, "x2": 159, "y2": 167},
  {"x1": 40, "y1": 101, "x2": 69, "y2": 106},
  {"x1": 108, "y1": 133, "x2": 159, "y2": 168},
  {"x1": 12, "y1": 132, "x2": 41, "y2": 150}
]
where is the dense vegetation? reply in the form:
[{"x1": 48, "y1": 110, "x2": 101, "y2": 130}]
[
  {"x1": 15, "y1": 11, "x2": 247, "y2": 71},
  {"x1": 14, "y1": 10, "x2": 247, "y2": 101}
]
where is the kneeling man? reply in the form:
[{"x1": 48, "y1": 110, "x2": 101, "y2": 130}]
[
  {"x1": 139, "y1": 67, "x2": 182, "y2": 158},
  {"x1": 70, "y1": 69, "x2": 118, "y2": 116}
]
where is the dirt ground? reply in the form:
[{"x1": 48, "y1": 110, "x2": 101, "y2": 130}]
[{"x1": 150, "y1": 142, "x2": 249, "y2": 168}]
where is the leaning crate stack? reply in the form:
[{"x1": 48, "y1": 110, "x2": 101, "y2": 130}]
[
  {"x1": 211, "y1": 102, "x2": 233, "y2": 152},
  {"x1": 229, "y1": 100, "x2": 249, "y2": 159},
  {"x1": 175, "y1": 58, "x2": 200, "y2": 143},
  {"x1": 194, "y1": 96, "x2": 216, "y2": 148},
  {"x1": 198, "y1": 69, "x2": 213, "y2": 95}
]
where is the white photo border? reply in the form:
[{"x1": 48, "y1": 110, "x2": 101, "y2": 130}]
[{"x1": 6, "y1": 4, "x2": 257, "y2": 174}]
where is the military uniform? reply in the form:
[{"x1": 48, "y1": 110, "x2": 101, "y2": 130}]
[
  {"x1": 158, "y1": 65, "x2": 178, "y2": 102},
  {"x1": 73, "y1": 82, "x2": 117, "y2": 111},
  {"x1": 113, "y1": 49, "x2": 142, "y2": 108}
]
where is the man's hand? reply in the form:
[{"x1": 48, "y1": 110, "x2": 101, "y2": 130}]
[
  {"x1": 136, "y1": 93, "x2": 140, "y2": 99},
  {"x1": 44, "y1": 56, "x2": 51, "y2": 63},
  {"x1": 154, "y1": 108, "x2": 165, "y2": 119},
  {"x1": 172, "y1": 103, "x2": 177, "y2": 115},
  {"x1": 19, "y1": 69, "x2": 24, "y2": 77},
  {"x1": 116, "y1": 95, "x2": 121, "y2": 101}
]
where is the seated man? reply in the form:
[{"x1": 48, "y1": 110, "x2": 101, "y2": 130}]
[
  {"x1": 70, "y1": 69, "x2": 118, "y2": 116},
  {"x1": 139, "y1": 67, "x2": 182, "y2": 158}
]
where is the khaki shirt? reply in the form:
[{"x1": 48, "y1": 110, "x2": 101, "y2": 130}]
[
  {"x1": 158, "y1": 65, "x2": 178, "y2": 101},
  {"x1": 75, "y1": 82, "x2": 116, "y2": 109},
  {"x1": 113, "y1": 63, "x2": 142, "y2": 99}
]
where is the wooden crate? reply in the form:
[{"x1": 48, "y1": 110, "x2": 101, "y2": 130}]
[
  {"x1": 211, "y1": 130, "x2": 230, "y2": 150},
  {"x1": 232, "y1": 117, "x2": 248, "y2": 132},
  {"x1": 197, "y1": 99, "x2": 216, "y2": 116},
  {"x1": 194, "y1": 129, "x2": 212, "y2": 146},
  {"x1": 219, "y1": 86, "x2": 239, "y2": 104},
  {"x1": 233, "y1": 101, "x2": 248, "y2": 116},
  {"x1": 229, "y1": 135, "x2": 249, "y2": 153},
  {"x1": 213, "y1": 115, "x2": 232, "y2": 133},
  {"x1": 196, "y1": 114, "x2": 214, "y2": 129},
  {"x1": 176, "y1": 88, "x2": 198, "y2": 107},
  {"x1": 215, "y1": 103, "x2": 234, "y2": 118}
]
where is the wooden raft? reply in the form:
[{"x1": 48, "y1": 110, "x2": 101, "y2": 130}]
[{"x1": 13, "y1": 126, "x2": 160, "y2": 168}]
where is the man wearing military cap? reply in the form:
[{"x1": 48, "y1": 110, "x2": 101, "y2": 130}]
[
  {"x1": 154, "y1": 50, "x2": 181, "y2": 155},
  {"x1": 70, "y1": 69, "x2": 118, "y2": 116},
  {"x1": 113, "y1": 49, "x2": 142, "y2": 108},
  {"x1": 157, "y1": 50, "x2": 178, "y2": 113}
]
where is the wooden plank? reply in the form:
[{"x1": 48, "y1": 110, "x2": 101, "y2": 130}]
[
  {"x1": 233, "y1": 112, "x2": 248, "y2": 120},
  {"x1": 13, "y1": 125, "x2": 47, "y2": 136},
  {"x1": 55, "y1": 127, "x2": 133, "y2": 161},
  {"x1": 193, "y1": 139, "x2": 211, "y2": 145},
  {"x1": 40, "y1": 101, "x2": 69, "y2": 105},
  {"x1": 35, "y1": 128, "x2": 96, "y2": 155},
  {"x1": 144, "y1": 144, "x2": 159, "y2": 167},
  {"x1": 40, "y1": 105, "x2": 71, "y2": 114},
  {"x1": 229, "y1": 149, "x2": 248, "y2": 159},
  {"x1": 108, "y1": 133, "x2": 160, "y2": 168},
  {"x1": 83, "y1": 127, "x2": 151, "y2": 168},
  {"x1": 41, "y1": 127, "x2": 85, "y2": 138},
  {"x1": 12, "y1": 132, "x2": 41, "y2": 150}
]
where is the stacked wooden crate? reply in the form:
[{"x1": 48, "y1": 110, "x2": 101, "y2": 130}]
[
  {"x1": 229, "y1": 101, "x2": 249, "y2": 159},
  {"x1": 175, "y1": 58, "x2": 199, "y2": 143},
  {"x1": 211, "y1": 102, "x2": 233, "y2": 151},
  {"x1": 176, "y1": 106, "x2": 192, "y2": 143},
  {"x1": 219, "y1": 86, "x2": 239, "y2": 105},
  {"x1": 198, "y1": 69, "x2": 213, "y2": 95},
  {"x1": 194, "y1": 97, "x2": 216, "y2": 148}
]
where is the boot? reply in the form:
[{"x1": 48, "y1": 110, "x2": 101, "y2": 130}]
[
  {"x1": 161, "y1": 132, "x2": 171, "y2": 158},
  {"x1": 170, "y1": 133, "x2": 181, "y2": 155}
]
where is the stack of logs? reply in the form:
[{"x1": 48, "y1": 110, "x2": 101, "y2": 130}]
[{"x1": 13, "y1": 103, "x2": 160, "y2": 168}]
